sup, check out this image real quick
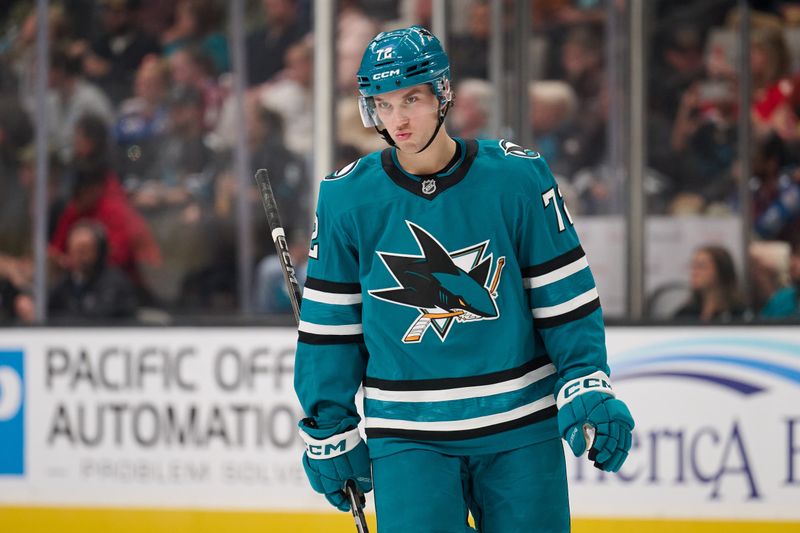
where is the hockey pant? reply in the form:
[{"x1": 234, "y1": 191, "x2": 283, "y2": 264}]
[{"x1": 372, "y1": 436, "x2": 570, "y2": 533}]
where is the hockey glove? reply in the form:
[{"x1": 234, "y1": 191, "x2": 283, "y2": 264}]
[
  {"x1": 556, "y1": 371, "x2": 634, "y2": 473},
  {"x1": 299, "y1": 418, "x2": 373, "y2": 512}
]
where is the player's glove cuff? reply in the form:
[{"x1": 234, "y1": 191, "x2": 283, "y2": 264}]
[
  {"x1": 298, "y1": 419, "x2": 373, "y2": 512},
  {"x1": 556, "y1": 370, "x2": 615, "y2": 409},
  {"x1": 299, "y1": 425, "x2": 363, "y2": 459}
]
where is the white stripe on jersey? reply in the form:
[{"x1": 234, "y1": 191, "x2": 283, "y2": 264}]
[
  {"x1": 365, "y1": 395, "x2": 555, "y2": 432},
  {"x1": 532, "y1": 287, "x2": 599, "y2": 319},
  {"x1": 364, "y1": 363, "x2": 556, "y2": 403},
  {"x1": 298, "y1": 320, "x2": 363, "y2": 335},
  {"x1": 303, "y1": 287, "x2": 362, "y2": 305},
  {"x1": 524, "y1": 256, "x2": 589, "y2": 289}
]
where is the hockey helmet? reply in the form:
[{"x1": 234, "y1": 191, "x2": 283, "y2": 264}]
[{"x1": 356, "y1": 26, "x2": 452, "y2": 129}]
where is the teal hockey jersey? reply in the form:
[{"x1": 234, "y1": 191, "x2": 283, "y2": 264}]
[{"x1": 294, "y1": 138, "x2": 609, "y2": 459}]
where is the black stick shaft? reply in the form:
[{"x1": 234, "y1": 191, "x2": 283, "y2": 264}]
[
  {"x1": 254, "y1": 168, "x2": 302, "y2": 322},
  {"x1": 253, "y1": 168, "x2": 369, "y2": 533}
]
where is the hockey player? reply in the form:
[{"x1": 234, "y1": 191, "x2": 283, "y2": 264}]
[{"x1": 295, "y1": 26, "x2": 634, "y2": 532}]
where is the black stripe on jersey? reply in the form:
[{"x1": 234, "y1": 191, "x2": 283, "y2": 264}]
[
  {"x1": 366, "y1": 405, "x2": 557, "y2": 441},
  {"x1": 298, "y1": 331, "x2": 365, "y2": 345},
  {"x1": 364, "y1": 355, "x2": 552, "y2": 391},
  {"x1": 381, "y1": 139, "x2": 479, "y2": 201},
  {"x1": 304, "y1": 276, "x2": 361, "y2": 294},
  {"x1": 534, "y1": 297, "x2": 601, "y2": 329},
  {"x1": 521, "y1": 245, "x2": 585, "y2": 278}
]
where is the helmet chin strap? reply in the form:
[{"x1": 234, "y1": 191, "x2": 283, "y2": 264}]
[{"x1": 376, "y1": 101, "x2": 452, "y2": 154}]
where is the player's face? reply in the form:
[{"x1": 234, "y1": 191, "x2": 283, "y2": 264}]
[{"x1": 373, "y1": 86, "x2": 440, "y2": 151}]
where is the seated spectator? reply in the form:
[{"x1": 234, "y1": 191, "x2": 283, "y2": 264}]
[
  {"x1": 161, "y1": 0, "x2": 229, "y2": 75},
  {"x1": 254, "y1": 230, "x2": 308, "y2": 314},
  {"x1": 245, "y1": 0, "x2": 309, "y2": 86},
  {"x1": 50, "y1": 148, "x2": 161, "y2": 287},
  {"x1": 667, "y1": 78, "x2": 738, "y2": 213},
  {"x1": 750, "y1": 26, "x2": 797, "y2": 143},
  {"x1": 168, "y1": 45, "x2": 227, "y2": 129},
  {"x1": 449, "y1": 78, "x2": 493, "y2": 139},
  {"x1": 337, "y1": 0, "x2": 379, "y2": 93},
  {"x1": 247, "y1": 102, "x2": 309, "y2": 236},
  {"x1": 27, "y1": 222, "x2": 137, "y2": 322},
  {"x1": 529, "y1": 80, "x2": 578, "y2": 167},
  {"x1": 72, "y1": 0, "x2": 161, "y2": 106},
  {"x1": 259, "y1": 37, "x2": 313, "y2": 155},
  {"x1": 674, "y1": 244, "x2": 747, "y2": 322},
  {"x1": 131, "y1": 85, "x2": 216, "y2": 211},
  {"x1": 447, "y1": 0, "x2": 490, "y2": 80},
  {"x1": 749, "y1": 240, "x2": 791, "y2": 314},
  {"x1": 760, "y1": 238, "x2": 800, "y2": 318},
  {"x1": 753, "y1": 136, "x2": 800, "y2": 242},
  {"x1": 115, "y1": 55, "x2": 171, "y2": 186},
  {"x1": 47, "y1": 47, "x2": 115, "y2": 163}
]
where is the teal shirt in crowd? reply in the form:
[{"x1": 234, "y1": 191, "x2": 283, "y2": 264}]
[{"x1": 760, "y1": 286, "x2": 800, "y2": 318}]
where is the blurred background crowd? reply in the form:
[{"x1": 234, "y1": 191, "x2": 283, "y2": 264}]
[{"x1": 0, "y1": 0, "x2": 798, "y2": 325}]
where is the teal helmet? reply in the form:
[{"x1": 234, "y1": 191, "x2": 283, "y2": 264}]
[{"x1": 356, "y1": 26, "x2": 453, "y2": 137}]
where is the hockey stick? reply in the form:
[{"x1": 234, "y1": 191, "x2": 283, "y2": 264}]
[{"x1": 253, "y1": 169, "x2": 370, "y2": 533}]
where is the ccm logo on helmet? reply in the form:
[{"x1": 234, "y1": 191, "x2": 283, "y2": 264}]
[{"x1": 372, "y1": 69, "x2": 401, "y2": 80}]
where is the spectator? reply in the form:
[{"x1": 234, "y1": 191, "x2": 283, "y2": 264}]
[
  {"x1": 750, "y1": 26, "x2": 797, "y2": 143},
  {"x1": 131, "y1": 84, "x2": 216, "y2": 211},
  {"x1": 115, "y1": 55, "x2": 171, "y2": 185},
  {"x1": 449, "y1": 78, "x2": 493, "y2": 139},
  {"x1": 47, "y1": 47, "x2": 115, "y2": 162},
  {"x1": 168, "y1": 45, "x2": 226, "y2": 128},
  {"x1": 667, "y1": 78, "x2": 738, "y2": 213},
  {"x1": 245, "y1": 0, "x2": 309, "y2": 86},
  {"x1": 674, "y1": 244, "x2": 747, "y2": 322},
  {"x1": 27, "y1": 222, "x2": 137, "y2": 322},
  {"x1": 72, "y1": 0, "x2": 161, "y2": 105},
  {"x1": 529, "y1": 80, "x2": 578, "y2": 166},
  {"x1": 556, "y1": 25, "x2": 605, "y2": 103},
  {"x1": 760, "y1": 237, "x2": 800, "y2": 318},
  {"x1": 752, "y1": 133, "x2": 800, "y2": 242},
  {"x1": 0, "y1": 96, "x2": 35, "y2": 257},
  {"x1": 448, "y1": 0, "x2": 490, "y2": 80},
  {"x1": 247, "y1": 102, "x2": 308, "y2": 236},
  {"x1": 337, "y1": 0, "x2": 379, "y2": 94},
  {"x1": 50, "y1": 138, "x2": 161, "y2": 286},
  {"x1": 161, "y1": 0, "x2": 229, "y2": 75},
  {"x1": 259, "y1": 37, "x2": 313, "y2": 155},
  {"x1": 749, "y1": 240, "x2": 791, "y2": 314}
]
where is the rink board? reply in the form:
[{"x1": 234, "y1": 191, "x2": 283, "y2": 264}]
[{"x1": 0, "y1": 326, "x2": 799, "y2": 531}]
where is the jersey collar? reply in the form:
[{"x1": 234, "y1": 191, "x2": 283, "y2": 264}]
[{"x1": 381, "y1": 138, "x2": 479, "y2": 200}]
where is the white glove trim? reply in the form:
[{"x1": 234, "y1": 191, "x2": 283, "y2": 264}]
[
  {"x1": 556, "y1": 370, "x2": 615, "y2": 410},
  {"x1": 298, "y1": 427, "x2": 363, "y2": 459}
]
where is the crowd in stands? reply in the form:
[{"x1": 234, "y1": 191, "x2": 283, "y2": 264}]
[{"x1": 0, "y1": 0, "x2": 798, "y2": 323}]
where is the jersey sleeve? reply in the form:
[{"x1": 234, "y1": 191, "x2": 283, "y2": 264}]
[
  {"x1": 294, "y1": 183, "x2": 368, "y2": 435},
  {"x1": 516, "y1": 158, "x2": 609, "y2": 390}
]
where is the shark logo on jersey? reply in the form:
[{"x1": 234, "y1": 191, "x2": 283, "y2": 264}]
[
  {"x1": 499, "y1": 139, "x2": 540, "y2": 159},
  {"x1": 369, "y1": 221, "x2": 505, "y2": 343},
  {"x1": 325, "y1": 159, "x2": 361, "y2": 180}
]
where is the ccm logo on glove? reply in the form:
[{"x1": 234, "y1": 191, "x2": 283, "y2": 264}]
[
  {"x1": 557, "y1": 370, "x2": 614, "y2": 409},
  {"x1": 300, "y1": 427, "x2": 363, "y2": 459}
]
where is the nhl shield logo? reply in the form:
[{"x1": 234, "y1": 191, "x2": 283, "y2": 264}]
[{"x1": 421, "y1": 179, "x2": 437, "y2": 195}]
